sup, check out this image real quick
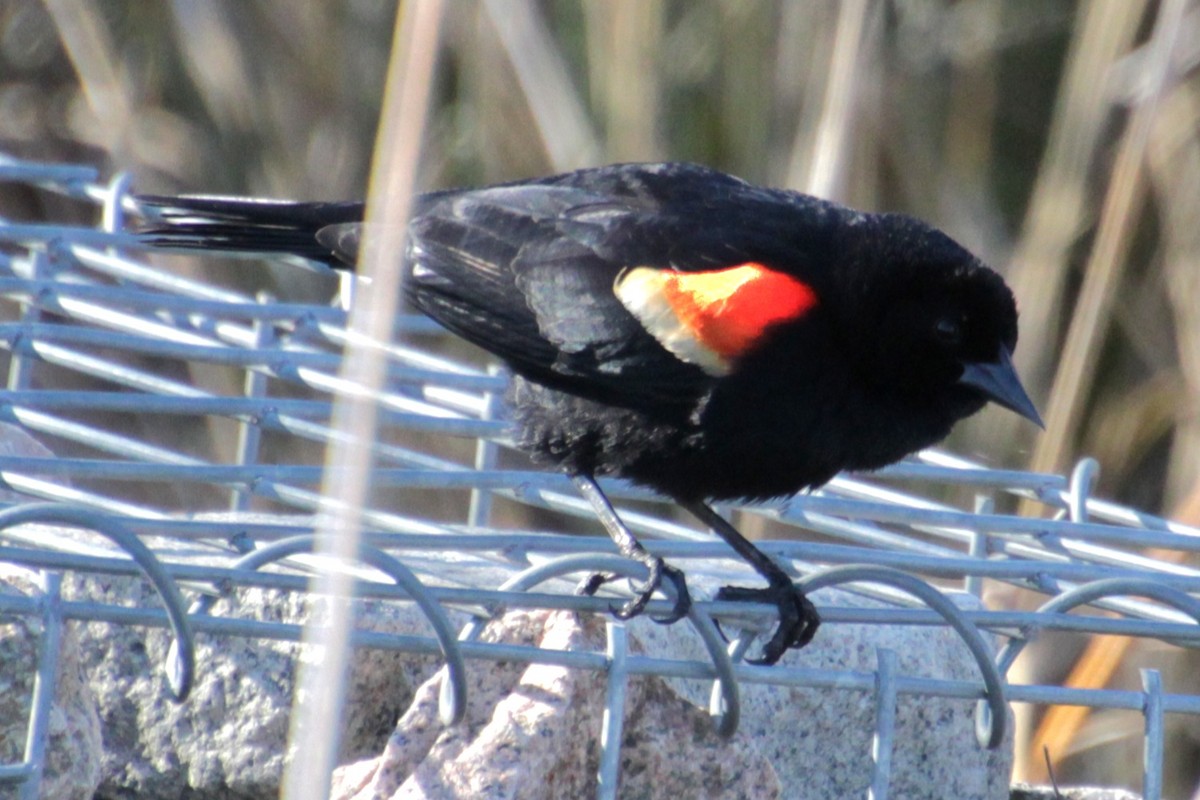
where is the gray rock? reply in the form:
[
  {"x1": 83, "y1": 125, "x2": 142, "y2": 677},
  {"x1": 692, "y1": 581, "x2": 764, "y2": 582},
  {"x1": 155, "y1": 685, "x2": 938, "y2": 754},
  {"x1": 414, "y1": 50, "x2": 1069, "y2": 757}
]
[
  {"x1": 332, "y1": 609, "x2": 781, "y2": 800},
  {"x1": 333, "y1": 586, "x2": 1013, "y2": 800},
  {"x1": 1011, "y1": 783, "x2": 1142, "y2": 799},
  {"x1": 639, "y1": 584, "x2": 1012, "y2": 800},
  {"x1": 0, "y1": 564, "x2": 103, "y2": 800},
  {"x1": 2, "y1": 509, "x2": 1015, "y2": 800},
  {"x1": 68, "y1": 572, "x2": 451, "y2": 800}
]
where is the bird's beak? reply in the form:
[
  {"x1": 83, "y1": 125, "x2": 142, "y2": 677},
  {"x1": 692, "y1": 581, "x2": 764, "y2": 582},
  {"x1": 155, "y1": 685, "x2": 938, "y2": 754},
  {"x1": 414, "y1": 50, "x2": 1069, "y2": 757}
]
[{"x1": 958, "y1": 346, "x2": 1044, "y2": 428}]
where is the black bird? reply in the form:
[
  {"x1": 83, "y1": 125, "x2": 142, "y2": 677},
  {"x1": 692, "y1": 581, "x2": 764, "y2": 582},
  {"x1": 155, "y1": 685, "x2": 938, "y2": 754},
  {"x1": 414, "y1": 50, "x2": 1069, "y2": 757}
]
[{"x1": 136, "y1": 162, "x2": 1042, "y2": 665}]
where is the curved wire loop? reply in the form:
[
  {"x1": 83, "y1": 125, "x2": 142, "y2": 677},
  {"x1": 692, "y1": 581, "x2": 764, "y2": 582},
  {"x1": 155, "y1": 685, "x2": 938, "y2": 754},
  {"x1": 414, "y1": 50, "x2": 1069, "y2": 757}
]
[
  {"x1": 460, "y1": 553, "x2": 741, "y2": 738},
  {"x1": 1067, "y1": 458, "x2": 1099, "y2": 523},
  {"x1": 994, "y1": 577, "x2": 1200, "y2": 677},
  {"x1": 0, "y1": 502, "x2": 195, "y2": 700},
  {"x1": 797, "y1": 564, "x2": 1009, "y2": 749},
  {"x1": 166, "y1": 534, "x2": 468, "y2": 725},
  {"x1": 102, "y1": 171, "x2": 133, "y2": 234},
  {"x1": 985, "y1": 576, "x2": 1200, "y2": 750}
]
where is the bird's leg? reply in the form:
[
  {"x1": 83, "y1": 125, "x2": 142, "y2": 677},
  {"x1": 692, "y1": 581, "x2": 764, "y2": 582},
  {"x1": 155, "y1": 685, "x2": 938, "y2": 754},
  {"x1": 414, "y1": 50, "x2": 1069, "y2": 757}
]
[
  {"x1": 681, "y1": 500, "x2": 820, "y2": 665},
  {"x1": 571, "y1": 473, "x2": 691, "y2": 623}
]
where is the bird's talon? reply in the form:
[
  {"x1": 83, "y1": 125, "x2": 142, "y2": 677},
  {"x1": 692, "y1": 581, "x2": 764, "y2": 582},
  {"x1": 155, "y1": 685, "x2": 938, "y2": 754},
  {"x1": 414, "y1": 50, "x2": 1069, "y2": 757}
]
[
  {"x1": 579, "y1": 559, "x2": 691, "y2": 623},
  {"x1": 612, "y1": 595, "x2": 648, "y2": 620},
  {"x1": 715, "y1": 580, "x2": 819, "y2": 665},
  {"x1": 649, "y1": 562, "x2": 691, "y2": 624},
  {"x1": 577, "y1": 571, "x2": 615, "y2": 597}
]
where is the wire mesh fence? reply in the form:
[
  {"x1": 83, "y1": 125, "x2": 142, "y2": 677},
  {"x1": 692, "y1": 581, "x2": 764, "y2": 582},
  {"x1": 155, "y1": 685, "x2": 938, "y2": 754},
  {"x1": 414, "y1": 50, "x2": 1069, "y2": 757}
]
[{"x1": 1, "y1": 153, "x2": 1198, "y2": 799}]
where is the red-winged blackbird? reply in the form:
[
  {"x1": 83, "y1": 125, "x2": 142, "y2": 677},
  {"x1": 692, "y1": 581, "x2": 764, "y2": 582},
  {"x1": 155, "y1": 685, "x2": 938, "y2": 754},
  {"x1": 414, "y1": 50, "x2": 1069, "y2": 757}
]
[{"x1": 137, "y1": 162, "x2": 1041, "y2": 664}]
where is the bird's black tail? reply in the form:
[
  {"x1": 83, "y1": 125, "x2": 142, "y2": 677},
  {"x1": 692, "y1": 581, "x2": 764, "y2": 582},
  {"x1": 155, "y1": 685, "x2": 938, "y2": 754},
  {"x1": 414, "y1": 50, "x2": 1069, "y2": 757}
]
[{"x1": 135, "y1": 195, "x2": 365, "y2": 267}]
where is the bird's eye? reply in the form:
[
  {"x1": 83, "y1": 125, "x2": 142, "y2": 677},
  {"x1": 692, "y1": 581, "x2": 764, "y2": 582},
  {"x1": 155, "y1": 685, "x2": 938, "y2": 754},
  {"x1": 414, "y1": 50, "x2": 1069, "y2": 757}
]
[{"x1": 934, "y1": 316, "x2": 963, "y2": 346}]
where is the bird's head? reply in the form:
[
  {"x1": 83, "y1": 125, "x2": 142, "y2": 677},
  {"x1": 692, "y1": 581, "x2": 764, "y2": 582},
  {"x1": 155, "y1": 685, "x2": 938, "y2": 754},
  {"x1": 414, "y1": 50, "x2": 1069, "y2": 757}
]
[{"x1": 835, "y1": 213, "x2": 1042, "y2": 428}]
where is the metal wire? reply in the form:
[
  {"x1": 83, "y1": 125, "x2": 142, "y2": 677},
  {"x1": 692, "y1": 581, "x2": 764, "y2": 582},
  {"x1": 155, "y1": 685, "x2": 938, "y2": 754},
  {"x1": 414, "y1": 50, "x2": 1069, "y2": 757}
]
[{"x1": 1, "y1": 153, "x2": 1198, "y2": 799}]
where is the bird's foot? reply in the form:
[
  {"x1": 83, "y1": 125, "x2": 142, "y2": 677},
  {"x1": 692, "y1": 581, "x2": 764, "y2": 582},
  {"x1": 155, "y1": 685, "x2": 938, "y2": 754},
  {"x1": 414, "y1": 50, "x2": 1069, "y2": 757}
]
[
  {"x1": 577, "y1": 557, "x2": 692, "y2": 624},
  {"x1": 715, "y1": 580, "x2": 820, "y2": 665}
]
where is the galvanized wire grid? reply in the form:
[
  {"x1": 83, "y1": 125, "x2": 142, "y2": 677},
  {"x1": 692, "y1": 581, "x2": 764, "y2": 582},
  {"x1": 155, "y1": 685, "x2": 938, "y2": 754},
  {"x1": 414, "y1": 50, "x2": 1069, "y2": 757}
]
[{"x1": 1, "y1": 154, "x2": 1199, "y2": 800}]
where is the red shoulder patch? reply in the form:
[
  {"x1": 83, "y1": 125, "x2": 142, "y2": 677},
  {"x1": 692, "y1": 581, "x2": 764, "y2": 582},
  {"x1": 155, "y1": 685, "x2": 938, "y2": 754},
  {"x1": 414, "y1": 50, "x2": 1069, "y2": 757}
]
[{"x1": 615, "y1": 263, "x2": 818, "y2": 375}]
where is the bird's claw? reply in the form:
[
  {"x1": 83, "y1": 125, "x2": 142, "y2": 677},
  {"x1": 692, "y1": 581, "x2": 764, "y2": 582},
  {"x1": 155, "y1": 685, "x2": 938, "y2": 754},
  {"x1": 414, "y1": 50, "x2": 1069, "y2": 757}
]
[
  {"x1": 576, "y1": 571, "x2": 612, "y2": 598},
  {"x1": 715, "y1": 580, "x2": 820, "y2": 665},
  {"x1": 577, "y1": 558, "x2": 692, "y2": 624}
]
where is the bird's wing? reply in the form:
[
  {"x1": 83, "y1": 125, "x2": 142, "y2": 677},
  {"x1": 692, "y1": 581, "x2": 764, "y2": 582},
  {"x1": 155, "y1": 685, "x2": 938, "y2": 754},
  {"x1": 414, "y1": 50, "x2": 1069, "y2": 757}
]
[
  {"x1": 399, "y1": 183, "x2": 713, "y2": 406},
  {"x1": 330, "y1": 164, "x2": 832, "y2": 407}
]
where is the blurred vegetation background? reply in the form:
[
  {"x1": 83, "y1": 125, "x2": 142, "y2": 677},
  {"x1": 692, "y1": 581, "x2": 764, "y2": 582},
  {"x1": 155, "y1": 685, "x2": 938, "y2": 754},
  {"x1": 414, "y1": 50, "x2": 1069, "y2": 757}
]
[{"x1": 3, "y1": 0, "x2": 1200, "y2": 795}]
